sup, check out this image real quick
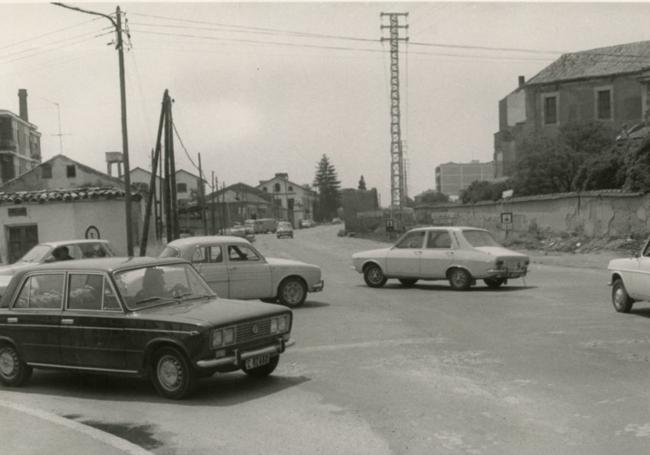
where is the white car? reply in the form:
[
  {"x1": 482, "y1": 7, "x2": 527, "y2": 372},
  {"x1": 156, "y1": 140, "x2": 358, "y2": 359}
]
[
  {"x1": 352, "y1": 226, "x2": 529, "y2": 290},
  {"x1": 161, "y1": 236, "x2": 324, "y2": 307},
  {"x1": 608, "y1": 242, "x2": 650, "y2": 313}
]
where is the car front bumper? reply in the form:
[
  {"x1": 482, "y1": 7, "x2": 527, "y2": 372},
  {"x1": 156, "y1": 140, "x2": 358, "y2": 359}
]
[
  {"x1": 196, "y1": 337, "x2": 295, "y2": 369},
  {"x1": 310, "y1": 280, "x2": 325, "y2": 292}
]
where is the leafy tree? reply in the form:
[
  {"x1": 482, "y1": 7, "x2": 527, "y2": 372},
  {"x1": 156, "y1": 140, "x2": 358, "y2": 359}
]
[
  {"x1": 358, "y1": 175, "x2": 367, "y2": 190},
  {"x1": 313, "y1": 154, "x2": 341, "y2": 221},
  {"x1": 573, "y1": 146, "x2": 626, "y2": 191},
  {"x1": 511, "y1": 121, "x2": 616, "y2": 196},
  {"x1": 460, "y1": 180, "x2": 512, "y2": 204},
  {"x1": 414, "y1": 189, "x2": 450, "y2": 205}
]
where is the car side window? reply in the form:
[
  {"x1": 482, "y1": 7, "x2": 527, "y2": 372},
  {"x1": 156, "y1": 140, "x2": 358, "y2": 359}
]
[
  {"x1": 209, "y1": 246, "x2": 223, "y2": 263},
  {"x1": 192, "y1": 247, "x2": 207, "y2": 263},
  {"x1": 102, "y1": 277, "x2": 121, "y2": 311},
  {"x1": 395, "y1": 231, "x2": 425, "y2": 249},
  {"x1": 68, "y1": 273, "x2": 103, "y2": 311},
  {"x1": 426, "y1": 231, "x2": 452, "y2": 249},
  {"x1": 14, "y1": 274, "x2": 64, "y2": 309},
  {"x1": 228, "y1": 245, "x2": 260, "y2": 262}
]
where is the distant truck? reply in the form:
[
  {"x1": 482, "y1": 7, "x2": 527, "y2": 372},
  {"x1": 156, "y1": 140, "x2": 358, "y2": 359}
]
[{"x1": 245, "y1": 218, "x2": 277, "y2": 233}]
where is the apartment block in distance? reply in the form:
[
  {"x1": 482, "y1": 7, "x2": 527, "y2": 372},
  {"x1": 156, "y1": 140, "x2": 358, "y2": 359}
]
[{"x1": 435, "y1": 160, "x2": 495, "y2": 200}]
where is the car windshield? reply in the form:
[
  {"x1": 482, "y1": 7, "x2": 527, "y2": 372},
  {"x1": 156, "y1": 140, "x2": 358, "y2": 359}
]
[
  {"x1": 159, "y1": 246, "x2": 180, "y2": 258},
  {"x1": 278, "y1": 222, "x2": 291, "y2": 228},
  {"x1": 462, "y1": 230, "x2": 501, "y2": 247},
  {"x1": 113, "y1": 263, "x2": 215, "y2": 310},
  {"x1": 18, "y1": 245, "x2": 52, "y2": 263}
]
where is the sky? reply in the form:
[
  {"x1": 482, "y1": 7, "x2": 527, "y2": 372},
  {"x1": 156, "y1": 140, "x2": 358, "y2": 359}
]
[{"x1": 3, "y1": 2, "x2": 650, "y2": 204}]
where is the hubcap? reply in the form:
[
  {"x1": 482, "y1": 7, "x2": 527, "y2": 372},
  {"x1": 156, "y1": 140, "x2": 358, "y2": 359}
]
[
  {"x1": 157, "y1": 355, "x2": 182, "y2": 391},
  {"x1": 283, "y1": 281, "x2": 304, "y2": 305},
  {"x1": 368, "y1": 268, "x2": 382, "y2": 284},
  {"x1": 452, "y1": 271, "x2": 467, "y2": 286},
  {"x1": 614, "y1": 287, "x2": 625, "y2": 308},
  {"x1": 0, "y1": 349, "x2": 17, "y2": 378}
]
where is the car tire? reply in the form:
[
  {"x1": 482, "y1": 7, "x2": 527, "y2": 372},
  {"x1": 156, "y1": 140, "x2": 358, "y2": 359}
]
[
  {"x1": 243, "y1": 355, "x2": 279, "y2": 378},
  {"x1": 484, "y1": 278, "x2": 506, "y2": 289},
  {"x1": 612, "y1": 278, "x2": 634, "y2": 313},
  {"x1": 364, "y1": 264, "x2": 387, "y2": 288},
  {"x1": 398, "y1": 278, "x2": 418, "y2": 287},
  {"x1": 0, "y1": 344, "x2": 32, "y2": 387},
  {"x1": 278, "y1": 277, "x2": 307, "y2": 308},
  {"x1": 448, "y1": 268, "x2": 472, "y2": 291},
  {"x1": 151, "y1": 346, "x2": 196, "y2": 399}
]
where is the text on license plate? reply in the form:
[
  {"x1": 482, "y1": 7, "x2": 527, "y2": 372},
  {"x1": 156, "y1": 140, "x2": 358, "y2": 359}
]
[{"x1": 245, "y1": 354, "x2": 270, "y2": 369}]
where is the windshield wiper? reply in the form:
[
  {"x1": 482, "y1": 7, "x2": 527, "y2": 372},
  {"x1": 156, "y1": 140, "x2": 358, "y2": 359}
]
[
  {"x1": 174, "y1": 293, "x2": 214, "y2": 302},
  {"x1": 135, "y1": 296, "x2": 176, "y2": 305}
]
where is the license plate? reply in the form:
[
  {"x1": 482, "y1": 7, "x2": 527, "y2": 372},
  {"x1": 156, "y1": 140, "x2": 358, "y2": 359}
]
[{"x1": 245, "y1": 354, "x2": 270, "y2": 369}]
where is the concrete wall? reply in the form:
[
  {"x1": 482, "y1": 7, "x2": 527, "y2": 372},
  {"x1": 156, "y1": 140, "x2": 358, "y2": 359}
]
[
  {"x1": 0, "y1": 199, "x2": 141, "y2": 261},
  {"x1": 414, "y1": 191, "x2": 650, "y2": 240}
]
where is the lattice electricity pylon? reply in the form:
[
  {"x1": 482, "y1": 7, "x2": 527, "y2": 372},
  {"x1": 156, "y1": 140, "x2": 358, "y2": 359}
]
[{"x1": 380, "y1": 12, "x2": 408, "y2": 209}]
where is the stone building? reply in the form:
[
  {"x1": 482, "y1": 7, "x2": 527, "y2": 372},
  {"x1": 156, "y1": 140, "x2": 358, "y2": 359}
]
[{"x1": 257, "y1": 173, "x2": 316, "y2": 226}]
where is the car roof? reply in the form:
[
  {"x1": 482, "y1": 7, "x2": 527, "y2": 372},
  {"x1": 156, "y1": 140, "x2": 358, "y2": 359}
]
[
  {"x1": 19, "y1": 256, "x2": 185, "y2": 273},
  {"x1": 166, "y1": 235, "x2": 251, "y2": 248},
  {"x1": 39, "y1": 239, "x2": 112, "y2": 248}
]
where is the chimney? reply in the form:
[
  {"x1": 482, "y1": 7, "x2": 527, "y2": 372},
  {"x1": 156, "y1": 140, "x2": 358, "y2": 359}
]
[
  {"x1": 518, "y1": 76, "x2": 525, "y2": 88},
  {"x1": 18, "y1": 89, "x2": 28, "y2": 122}
]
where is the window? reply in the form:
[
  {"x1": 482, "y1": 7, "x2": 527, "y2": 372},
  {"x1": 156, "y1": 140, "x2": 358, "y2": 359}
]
[
  {"x1": 395, "y1": 231, "x2": 425, "y2": 249},
  {"x1": 263, "y1": 187, "x2": 268, "y2": 192},
  {"x1": 227, "y1": 245, "x2": 260, "y2": 262},
  {"x1": 543, "y1": 94, "x2": 558, "y2": 125},
  {"x1": 288, "y1": 185, "x2": 293, "y2": 191},
  {"x1": 596, "y1": 88, "x2": 612, "y2": 120},
  {"x1": 8, "y1": 207, "x2": 27, "y2": 217},
  {"x1": 274, "y1": 183, "x2": 281, "y2": 192},
  {"x1": 426, "y1": 231, "x2": 452, "y2": 249},
  {"x1": 209, "y1": 246, "x2": 223, "y2": 263},
  {"x1": 177, "y1": 183, "x2": 187, "y2": 193},
  {"x1": 67, "y1": 274, "x2": 121, "y2": 311},
  {"x1": 14, "y1": 274, "x2": 64, "y2": 309},
  {"x1": 41, "y1": 163, "x2": 52, "y2": 179},
  {"x1": 192, "y1": 247, "x2": 207, "y2": 263},
  {"x1": 66, "y1": 165, "x2": 76, "y2": 178}
]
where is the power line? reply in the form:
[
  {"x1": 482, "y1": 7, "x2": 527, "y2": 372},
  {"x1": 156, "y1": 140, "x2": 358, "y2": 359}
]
[
  {"x1": 172, "y1": 121, "x2": 199, "y2": 173},
  {"x1": 0, "y1": 31, "x2": 113, "y2": 64},
  {"x1": 0, "y1": 17, "x2": 101, "y2": 51}
]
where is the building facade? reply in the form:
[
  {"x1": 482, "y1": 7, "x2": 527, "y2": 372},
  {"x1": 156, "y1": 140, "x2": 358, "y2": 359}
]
[
  {"x1": 257, "y1": 173, "x2": 316, "y2": 226},
  {"x1": 435, "y1": 161, "x2": 495, "y2": 199},
  {"x1": 495, "y1": 41, "x2": 650, "y2": 178},
  {"x1": 0, "y1": 90, "x2": 41, "y2": 184}
]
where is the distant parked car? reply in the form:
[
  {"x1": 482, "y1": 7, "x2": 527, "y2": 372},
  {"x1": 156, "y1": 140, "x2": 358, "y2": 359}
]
[
  {"x1": 608, "y1": 239, "x2": 650, "y2": 312},
  {"x1": 245, "y1": 218, "x2": 277, "y2": 234},
  {"x1": 299, "y1": 219, "x2": 313, "y2": 228},
  {"x1": 352, "y1": 226, "x2": 529, "y2": 290},
  {"x1": 276, "y1": 221, "x2": 294, "y2": 239},
  {"x1": 161, "y1": 236, "x2": 324, "y2": 307},
  {"x1": 0, "y1": 239, "x2": 115, "y2": 295},
  {"x1": 225, "y1": 224, "x2": 255, "y2": 242},
  {"x1": 0, "y1": 257, "x2": 294, "y2": 399}
]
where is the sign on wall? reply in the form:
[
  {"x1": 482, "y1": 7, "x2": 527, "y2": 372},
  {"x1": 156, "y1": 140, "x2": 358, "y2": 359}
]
[{"x1": 500, "y1": 212, "x2": 513, "y2": 225}]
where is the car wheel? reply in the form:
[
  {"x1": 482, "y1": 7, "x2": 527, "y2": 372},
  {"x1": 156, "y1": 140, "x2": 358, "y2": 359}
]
[
  {"x1": 243, "y1": 355, "x2": 279, "y2": 378},
  {"x1": 484, "y1": 278, "x2": 506, "y2": 289},
  {"x1": 278, "y1": 277, "x2": 307, "y2": 308},
  {"x1": 448, "y1": 268, "x2": 472, "y2": 290},
  {"x1": 612, "y1": 278, "x2": 634, "y2": 313},
  {"x1": 0, "y1": 344, "x2": 32, "y2": 387},
  {"x1": 364, "y1": 264, "x2": 387, "y2": 288},
  {"x1": 398, "y1": 278, "x2": 418, "y2": 287},
  {"x1": 151, "y1": 347, "x2": 196, "y2": 399}
]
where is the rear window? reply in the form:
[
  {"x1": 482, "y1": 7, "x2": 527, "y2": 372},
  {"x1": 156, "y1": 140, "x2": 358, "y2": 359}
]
[{"x1": 160, "y1": 246, "x2": 180, "y2": 258}]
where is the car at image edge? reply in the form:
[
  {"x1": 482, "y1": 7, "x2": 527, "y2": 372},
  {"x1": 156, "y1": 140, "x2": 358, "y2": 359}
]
[
  {"x1": 607, "y1": 238, "x2": 650, "y2": 313},
  {"x1": 0, "y1": 256, "x2": 294, "y2": 399},
  {"x1": 352, "y1": 226, "x2": 529, "y2": 290},
  {"x1": 276, "y1": 221, "x2": 294, "y2": 239}
]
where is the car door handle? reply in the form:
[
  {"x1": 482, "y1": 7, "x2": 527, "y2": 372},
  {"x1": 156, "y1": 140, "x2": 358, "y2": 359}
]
[
  {"x1": 7, "y1": 317, "x2": 17, "y2": 324},
  {"x1": 414, "y1": 251, "x2": 422, "y2": 255},
  {"x1": 229, "y1": 266, "x2": 238, "y2": 271},
  {"x1": 61, "y1": 318, "x2": 74, "y2": 325}
]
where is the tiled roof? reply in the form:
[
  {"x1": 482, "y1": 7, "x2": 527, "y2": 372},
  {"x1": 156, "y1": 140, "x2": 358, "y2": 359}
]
[
  {"x1": 527, "y1": 40, "x2": 650, "y2": 85},
  {"x1": 0, "y1": 187, "x2": 141, "y2": 205}
]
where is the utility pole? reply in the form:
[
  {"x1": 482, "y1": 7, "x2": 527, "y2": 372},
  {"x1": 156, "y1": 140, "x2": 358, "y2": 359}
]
[
  {"x1": 211, "y1": 172, "x2": 216, "y2": 235},
  {"x1": 198, "y1": 153, "x2": 207, "y2": 234},
  {"x1": 380, "y1": 12, "x2": 409, "y2": 210},
  {"x1": 53, "y1": 3, "x2": 134, "y2": 255}
]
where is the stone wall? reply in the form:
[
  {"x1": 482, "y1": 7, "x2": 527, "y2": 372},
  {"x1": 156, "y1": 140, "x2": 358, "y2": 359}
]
[{"x1": 414, "y1": 190, "x2": 649, "y2": 240}]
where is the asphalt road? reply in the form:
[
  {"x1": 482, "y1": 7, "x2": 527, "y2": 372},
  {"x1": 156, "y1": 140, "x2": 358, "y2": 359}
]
[{"x1": 2, "y1": 224, "x2": 650, "y2": 454}]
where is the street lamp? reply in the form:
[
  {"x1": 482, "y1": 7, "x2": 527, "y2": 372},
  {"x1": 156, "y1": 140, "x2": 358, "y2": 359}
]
[{"x1": 53, "y1": 3, "x2": 134, "y2": 256}]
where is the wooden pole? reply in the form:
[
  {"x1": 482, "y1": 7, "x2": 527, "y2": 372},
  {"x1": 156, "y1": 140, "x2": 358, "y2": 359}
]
[
  {"x1": 211, "y1": 172, "x2": 216, "y2": 235},
  {"x1": 198, "y1": 153, "x2": 207, "y2": 235}
]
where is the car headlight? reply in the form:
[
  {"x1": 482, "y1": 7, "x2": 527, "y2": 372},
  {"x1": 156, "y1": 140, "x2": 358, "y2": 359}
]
[
  {"x1": 223, "y1": 327, "x2": 235, "y2": 345},
  {"x1": 211, "y1": 329, "x2": 223, "y2": 349},
  {"x1": 495, "y1": 260, "x2": 504, "y2": 269},
  {"x1": 278, "y1": 314, "x2": 289, "y2": 332},
  {"x1": 270, "y1": 318, "x2": 279, "y2": 334}
]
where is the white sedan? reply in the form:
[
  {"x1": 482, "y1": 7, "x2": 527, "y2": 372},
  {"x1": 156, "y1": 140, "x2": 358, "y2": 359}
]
[
  {"x1": 160, "y1": 236, "x2": 324, "y2": 307},
  {"x1": 352, "y1": 226, "x2": 529, "y2": 290},
  {"x1": 608, "y1": 242, "x2": 650, "y2": 313}
]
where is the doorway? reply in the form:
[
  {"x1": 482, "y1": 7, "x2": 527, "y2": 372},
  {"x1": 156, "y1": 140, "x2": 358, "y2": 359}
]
[{"x1": 7, "y1": 224, "x2": 38, "y2": 263}]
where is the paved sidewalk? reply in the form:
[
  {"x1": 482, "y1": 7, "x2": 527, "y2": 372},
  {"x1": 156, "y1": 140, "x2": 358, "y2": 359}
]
[{"x1": 0, "y1": 400, "x2": 152, "y2": 455}]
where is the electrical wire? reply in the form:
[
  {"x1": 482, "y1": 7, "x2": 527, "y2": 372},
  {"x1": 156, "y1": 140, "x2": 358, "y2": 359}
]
[
  {"x1": 0, "y1": 17, "x2": 102, "y2": 51},
  {"x1": 0, "y1": 29, "x2": 113, "y2": 63},
  {"x1": 172, "y1": 121, "x2": 200, "y2": 173},
  {"x1": 0, "y1": 31, "x2": 113, "y2": 65}
]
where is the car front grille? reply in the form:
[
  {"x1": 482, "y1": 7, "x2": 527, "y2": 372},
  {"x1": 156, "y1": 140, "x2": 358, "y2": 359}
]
[{"x1": 236, "y1": 318, "x2": 272, "y2": 343}]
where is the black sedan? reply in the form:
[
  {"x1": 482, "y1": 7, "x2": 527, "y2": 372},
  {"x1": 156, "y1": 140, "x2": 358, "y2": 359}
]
[{"x1": 0, "y1": 257, "x2": 293, "y2": 399}]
